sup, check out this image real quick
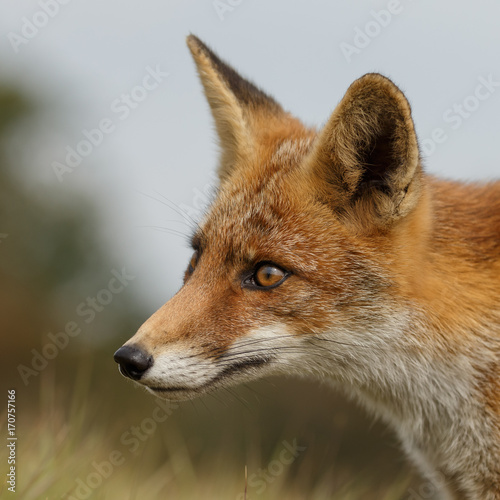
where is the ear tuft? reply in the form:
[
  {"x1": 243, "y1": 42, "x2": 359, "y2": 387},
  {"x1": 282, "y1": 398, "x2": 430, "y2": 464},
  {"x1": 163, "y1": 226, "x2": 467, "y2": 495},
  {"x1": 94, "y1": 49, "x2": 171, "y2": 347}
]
[
  {"x1": 308, "y1": 73, "x2": 422, "y2": 230},
  {"x1": 186, "y1": 35, "x2": 284, "y2": 181},
  {"x1": 187, "y1": 35, "x2": 281, "y2": 112}
]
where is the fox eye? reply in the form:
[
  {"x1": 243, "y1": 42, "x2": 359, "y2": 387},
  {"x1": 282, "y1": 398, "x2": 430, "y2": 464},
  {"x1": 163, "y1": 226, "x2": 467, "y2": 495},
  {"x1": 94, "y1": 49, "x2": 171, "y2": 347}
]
[
  {"x1": 187, "y1": 251, "x2": 199, "y2": 274},
  {"x1": 248, "y1": 263, "x2": 289, "y2": 289}
]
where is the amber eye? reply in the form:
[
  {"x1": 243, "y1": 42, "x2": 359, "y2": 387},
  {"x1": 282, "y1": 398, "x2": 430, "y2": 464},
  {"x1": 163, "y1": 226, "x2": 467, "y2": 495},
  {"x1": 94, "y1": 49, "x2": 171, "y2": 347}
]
[
  {"x1": 187, "y1": 251, "x2": 198, "y2": 274},
  {"x1": 253, "y1": 263, "x2": 288, "y2": 288}
]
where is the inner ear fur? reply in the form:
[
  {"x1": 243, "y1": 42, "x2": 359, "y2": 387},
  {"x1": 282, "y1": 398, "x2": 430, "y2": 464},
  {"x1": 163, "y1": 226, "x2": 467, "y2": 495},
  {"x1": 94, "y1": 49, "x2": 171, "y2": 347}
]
[
  {"x1": 307, "y1": 73, "x2": 422, "y2": 230},
  {"x1": 187, "y1": 35, "x2": 286, "y2": 182}
]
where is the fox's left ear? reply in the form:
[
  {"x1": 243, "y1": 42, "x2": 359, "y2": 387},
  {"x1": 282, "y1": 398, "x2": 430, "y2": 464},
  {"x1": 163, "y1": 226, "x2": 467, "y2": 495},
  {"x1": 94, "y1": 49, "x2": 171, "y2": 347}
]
[
  {"x1": 306, "y1": 73, "x2": 422, "y2": 231},
  {"x1": 187, "y1": 35, "x2": 287, "y2": 182}
]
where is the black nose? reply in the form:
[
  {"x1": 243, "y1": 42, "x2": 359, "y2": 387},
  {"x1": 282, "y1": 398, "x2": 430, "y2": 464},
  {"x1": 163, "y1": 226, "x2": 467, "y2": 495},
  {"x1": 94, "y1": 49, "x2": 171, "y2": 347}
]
[{"x1": 113, "y1": 345, "x2": 153, "y2": 381}]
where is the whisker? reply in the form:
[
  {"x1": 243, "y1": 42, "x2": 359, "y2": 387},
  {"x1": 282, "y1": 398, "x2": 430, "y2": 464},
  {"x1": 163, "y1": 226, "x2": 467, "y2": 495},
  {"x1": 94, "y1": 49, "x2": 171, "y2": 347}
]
[
  {"x1": 214, "y1": 347, "x2": 339, "y2": 368},
  {"x1": 184, "y1": 332, "x2": 368, "y2": 363},
  {"x1": 136, "y1": 189, "x2": 200, "y2": 230},
  {"x1": 229, "y1": 332, "x2": 368, "y2": 352},
  {"x1": 152, "y1": 189, "x2": 200, "y2": 228},
  {"x1": 183, "y1": 333, "x2": 314, "y2": 361},
  {"x1": 143, "y1": 219, "x2": 193, "y2": 228},
  {"x1": 220, "y1": 387, "x2": 254, "y2": 415},
  {"x1": 240, "y1": 383, "x2": 262, "y2": 403},
  {"x1": 180, "y1": 334, "x2": 299, "y2": 361},
  {"x1": 138, "y1": 225, "x2": 191, "y2": 240},
  {"x1": 188, "y1": 397, "x2": 200, "y2": 417},
  {"x1": 206, "y1": 391, "x2": 228, "y2": 409},
  {"x1": 197, "y1": 394, "x2": 215, "y2": 416}
]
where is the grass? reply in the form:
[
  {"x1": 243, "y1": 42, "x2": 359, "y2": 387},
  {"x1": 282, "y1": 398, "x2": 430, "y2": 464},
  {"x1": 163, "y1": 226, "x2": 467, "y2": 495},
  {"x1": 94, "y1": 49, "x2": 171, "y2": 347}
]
[{"x1": 1, "y1": 353, "x2": 416, "y2": 500}]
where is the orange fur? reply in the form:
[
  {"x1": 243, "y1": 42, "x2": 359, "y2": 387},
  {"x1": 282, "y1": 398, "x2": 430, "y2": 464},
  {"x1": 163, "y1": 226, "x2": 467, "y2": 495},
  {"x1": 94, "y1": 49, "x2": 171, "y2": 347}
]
[{"x1": 115, "y1": 36, "x2": 500, "y2": 499}]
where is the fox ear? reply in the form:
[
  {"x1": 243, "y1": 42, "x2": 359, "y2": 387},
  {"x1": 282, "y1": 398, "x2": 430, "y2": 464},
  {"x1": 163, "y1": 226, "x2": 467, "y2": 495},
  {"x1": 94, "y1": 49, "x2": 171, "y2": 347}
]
[
  {"x1": 307, "y1": 73, "x2": 422, "y2": 231},
  {"x1": 187, "y1": 35, "x2": 284, "y2": 181}
]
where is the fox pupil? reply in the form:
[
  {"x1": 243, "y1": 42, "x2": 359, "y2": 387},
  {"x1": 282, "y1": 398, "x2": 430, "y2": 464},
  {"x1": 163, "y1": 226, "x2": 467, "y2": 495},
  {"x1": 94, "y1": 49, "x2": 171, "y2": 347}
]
[{"x1": 255, "y1": 264, "x2": 285, "y2": 287}]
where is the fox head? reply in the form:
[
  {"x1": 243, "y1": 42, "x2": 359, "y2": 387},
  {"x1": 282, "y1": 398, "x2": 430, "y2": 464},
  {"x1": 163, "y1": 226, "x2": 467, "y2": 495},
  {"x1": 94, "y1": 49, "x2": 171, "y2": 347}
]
[{"x1": 114, "y1": 35, "x2": 425, "y2": 401}]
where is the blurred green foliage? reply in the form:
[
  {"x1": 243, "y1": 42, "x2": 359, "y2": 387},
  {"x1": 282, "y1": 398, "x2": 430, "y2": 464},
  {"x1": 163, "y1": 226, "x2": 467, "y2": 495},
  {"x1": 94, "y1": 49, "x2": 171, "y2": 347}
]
[{"x1": 0, "y1": 85, "x2": 144, "y2": 388}]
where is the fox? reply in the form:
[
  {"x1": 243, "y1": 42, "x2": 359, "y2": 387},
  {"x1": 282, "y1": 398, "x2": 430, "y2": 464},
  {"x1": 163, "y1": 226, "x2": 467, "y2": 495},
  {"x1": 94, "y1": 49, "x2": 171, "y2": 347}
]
[{"x1": 114, "y1": 35, "x2": 500, "y2": 499}]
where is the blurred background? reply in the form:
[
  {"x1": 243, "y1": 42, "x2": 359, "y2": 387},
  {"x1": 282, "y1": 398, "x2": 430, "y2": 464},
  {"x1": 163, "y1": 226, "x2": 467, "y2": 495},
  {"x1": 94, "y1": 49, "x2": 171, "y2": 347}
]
[{"x1": 1, "y1": 1, "x2": 500, "y2": 498}]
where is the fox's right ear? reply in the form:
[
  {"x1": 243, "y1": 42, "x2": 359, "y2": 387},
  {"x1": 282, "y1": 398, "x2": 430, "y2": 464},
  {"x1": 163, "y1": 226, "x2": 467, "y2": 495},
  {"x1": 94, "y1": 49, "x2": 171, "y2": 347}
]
[
  {"x1": 187, "y1": 35, "x2": 285, "y2": 182},
  {"x1": 306, "y1": 73, "x2": 422, "y2": 232}
]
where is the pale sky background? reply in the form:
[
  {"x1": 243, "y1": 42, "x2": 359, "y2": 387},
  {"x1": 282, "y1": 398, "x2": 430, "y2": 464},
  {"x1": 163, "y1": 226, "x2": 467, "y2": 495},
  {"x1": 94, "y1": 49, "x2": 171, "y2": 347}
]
[{"x1": 1, "y1": 0, "x2": 500, "y2": 312}]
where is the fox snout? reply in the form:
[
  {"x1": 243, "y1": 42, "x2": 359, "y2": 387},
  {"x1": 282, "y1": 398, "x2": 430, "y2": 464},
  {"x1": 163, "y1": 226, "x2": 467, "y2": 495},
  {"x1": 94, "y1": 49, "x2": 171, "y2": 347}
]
[
  {"x1": 113, "y1": 36, "x2": 420, "y2": 402},
  {"x1": 111, "y1": 34, "x2": 500, "y2": 496},
  {"x1": 114, "y1": 344, "x2": 153, "y2": 381}
]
